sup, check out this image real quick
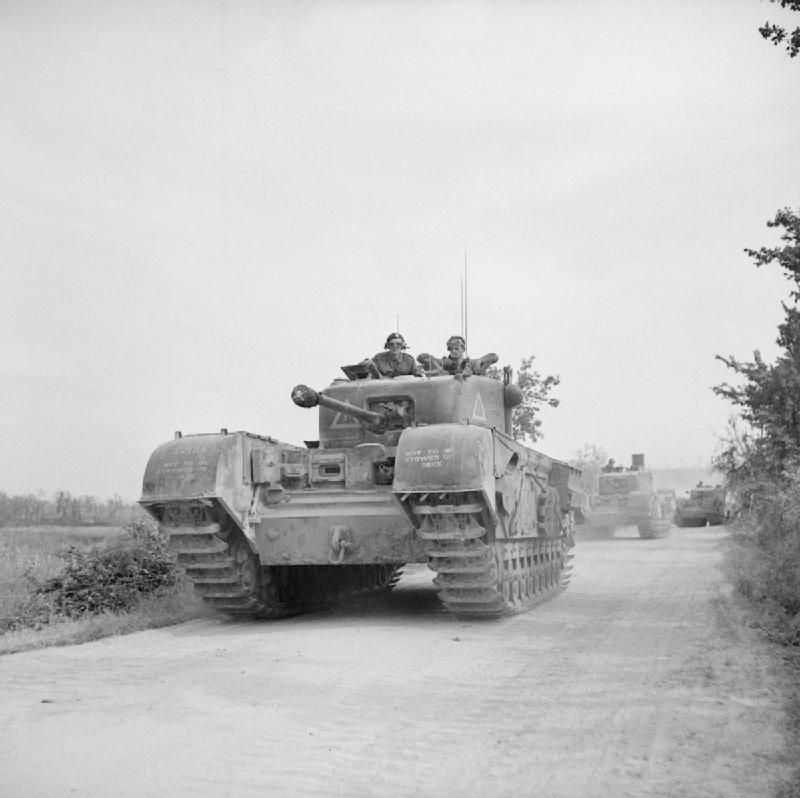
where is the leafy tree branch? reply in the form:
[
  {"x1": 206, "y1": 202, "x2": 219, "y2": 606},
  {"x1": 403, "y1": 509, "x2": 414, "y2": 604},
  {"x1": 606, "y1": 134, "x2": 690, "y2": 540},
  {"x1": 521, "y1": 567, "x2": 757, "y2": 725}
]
[
  {"x1": 487, "y1": 355, "x2": 560, "y2": 443},
  {"x1": 758, "y1": 0, "x2": 800, "y2": 58},
  {"x1": 715, "y1": 206, "x2": 800, "y2": 477}
]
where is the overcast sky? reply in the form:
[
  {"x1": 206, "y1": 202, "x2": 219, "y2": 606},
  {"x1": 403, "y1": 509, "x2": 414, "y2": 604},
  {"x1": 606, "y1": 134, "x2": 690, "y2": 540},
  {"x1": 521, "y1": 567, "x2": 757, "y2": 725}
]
[{"x1": 2, "y1": 0, "x2": 799, "y2": 501}]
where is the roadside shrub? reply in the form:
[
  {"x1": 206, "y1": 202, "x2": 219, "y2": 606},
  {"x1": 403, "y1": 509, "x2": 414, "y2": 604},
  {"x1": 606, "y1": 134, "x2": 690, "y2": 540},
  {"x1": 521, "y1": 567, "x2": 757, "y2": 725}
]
[
  {"x1": 36, "y1": 517, "x2": 178, "y2": 618},
  {"x1": 0, "y1": 592, "x2": 57, "y2": 633},
  {"x1": 726, "y1": 469, "x2": 800, "y2": 645}
]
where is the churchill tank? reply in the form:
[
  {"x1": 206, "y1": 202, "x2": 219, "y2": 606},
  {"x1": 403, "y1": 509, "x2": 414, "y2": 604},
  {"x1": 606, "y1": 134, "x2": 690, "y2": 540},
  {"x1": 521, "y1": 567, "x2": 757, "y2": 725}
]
[
  {"x1": 674, "y1": 483, "x2": 727, "y2": 527},
  {"x1": 140, "y1": 360, "x2": 584, "y2": 619},
  {"x1": 586, "y1": 454, "x2": 673, "y2": 539}
]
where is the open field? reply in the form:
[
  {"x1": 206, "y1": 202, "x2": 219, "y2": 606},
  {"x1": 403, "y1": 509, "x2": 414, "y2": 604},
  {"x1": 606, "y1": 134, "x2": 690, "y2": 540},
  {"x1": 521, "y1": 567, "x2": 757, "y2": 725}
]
[
  {"x1": 1, "y1": 525, "x2": 125, "y2": 585},
  {"x1": 0, "y1": 525, "x2": 125, "y2": 620}
]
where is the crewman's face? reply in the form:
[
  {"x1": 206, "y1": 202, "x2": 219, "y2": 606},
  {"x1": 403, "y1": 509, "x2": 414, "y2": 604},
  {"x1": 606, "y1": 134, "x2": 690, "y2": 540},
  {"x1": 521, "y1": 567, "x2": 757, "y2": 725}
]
[
  {"x1": 448, "y1": 340, "x2": 465, "y2": 359},
  {"x1": 386, "y1": 338, "x2": 404, "y2": 355}
]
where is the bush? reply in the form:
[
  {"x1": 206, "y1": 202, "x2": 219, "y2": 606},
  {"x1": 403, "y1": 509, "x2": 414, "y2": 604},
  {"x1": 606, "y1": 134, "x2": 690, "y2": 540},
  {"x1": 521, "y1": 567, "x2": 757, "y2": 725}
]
[
  {"x1": 35, "y1": 518, "x2": 178, "y2": 618},
  {"x1": 726, "y1": 469, "x2": 800, "y2": 645}
]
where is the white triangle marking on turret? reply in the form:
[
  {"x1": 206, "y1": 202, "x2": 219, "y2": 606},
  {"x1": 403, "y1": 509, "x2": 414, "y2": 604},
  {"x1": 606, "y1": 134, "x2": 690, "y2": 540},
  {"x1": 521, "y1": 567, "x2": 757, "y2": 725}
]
[{"x1": 472, "y1": 392, "x2": 487, "y2": 421}]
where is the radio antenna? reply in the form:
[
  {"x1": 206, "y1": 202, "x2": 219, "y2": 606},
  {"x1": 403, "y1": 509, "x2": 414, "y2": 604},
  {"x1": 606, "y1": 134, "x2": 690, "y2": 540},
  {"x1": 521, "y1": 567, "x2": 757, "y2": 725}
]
[
  {"x1": 460, "y1": 277, "x2": 464, "y2": 338},
  {"x1": 463, "y1": 251, "x2": 468, "y2": 351}
]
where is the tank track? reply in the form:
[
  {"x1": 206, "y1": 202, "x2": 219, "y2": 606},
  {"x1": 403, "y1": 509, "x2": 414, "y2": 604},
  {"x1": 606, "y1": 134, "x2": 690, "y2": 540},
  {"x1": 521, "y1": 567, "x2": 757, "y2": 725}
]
[
  {"x1": 411, "y1": 494, "x2": 573, "y2": 617},
  {"x1": 637, "y1": 518, "x2": 673, "y2": 539},
  {"x1": 165, "y1": 519, "x2": 292, "y2": 618},
  {"x1": 161, "y1": 504, "x2": 401, "y2": 619}
]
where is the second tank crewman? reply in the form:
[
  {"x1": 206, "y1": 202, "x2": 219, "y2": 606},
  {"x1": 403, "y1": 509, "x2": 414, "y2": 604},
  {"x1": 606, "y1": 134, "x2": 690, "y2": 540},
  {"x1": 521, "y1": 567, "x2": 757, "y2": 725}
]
[{"x1": 418, "y1": 335, "x2": 498, "y2": 376}]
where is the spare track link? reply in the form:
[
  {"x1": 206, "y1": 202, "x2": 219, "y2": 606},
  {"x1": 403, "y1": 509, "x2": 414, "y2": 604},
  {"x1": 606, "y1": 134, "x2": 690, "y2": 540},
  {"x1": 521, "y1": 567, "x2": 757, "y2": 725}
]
[
  {"x1": 412, "y1": 497, "x2": 572, "y2": 617},
  {"x1": 161, "y1": 504, "x2": 402, "y2": 619}
]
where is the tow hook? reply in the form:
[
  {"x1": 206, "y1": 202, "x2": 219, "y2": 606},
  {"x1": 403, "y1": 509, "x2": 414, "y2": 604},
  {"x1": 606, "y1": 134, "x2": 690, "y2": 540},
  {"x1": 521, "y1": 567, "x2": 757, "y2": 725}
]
[{"x1": 329, "y1": 525, "x2": 353, "y2": 564}]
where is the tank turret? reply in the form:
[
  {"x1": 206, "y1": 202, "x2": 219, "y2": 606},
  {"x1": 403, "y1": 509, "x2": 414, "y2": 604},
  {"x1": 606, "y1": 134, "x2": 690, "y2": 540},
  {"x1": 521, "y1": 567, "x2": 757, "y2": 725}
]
[{"x1": 292, "y1": 366, "x2": 524, "y2": 450}]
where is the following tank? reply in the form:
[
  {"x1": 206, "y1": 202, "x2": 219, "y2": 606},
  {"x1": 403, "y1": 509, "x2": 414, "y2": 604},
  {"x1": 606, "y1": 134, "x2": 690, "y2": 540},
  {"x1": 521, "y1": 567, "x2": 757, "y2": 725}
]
[
  {"x1": 674, "y1": 483, "x2": 727, "y2": 527},
  {"x1": 585, "y1": 454, "x2": 673, "y2": 539},
  {"x1": 140, "y1": 360, "x2": 585, "y2": 618}
]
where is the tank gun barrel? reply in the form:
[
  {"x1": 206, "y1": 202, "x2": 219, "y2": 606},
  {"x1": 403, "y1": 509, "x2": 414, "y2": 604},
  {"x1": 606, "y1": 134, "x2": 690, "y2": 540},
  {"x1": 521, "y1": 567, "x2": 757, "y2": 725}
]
[{"x1": 291, "y1": 384, "x2": 388, "y2": 432}]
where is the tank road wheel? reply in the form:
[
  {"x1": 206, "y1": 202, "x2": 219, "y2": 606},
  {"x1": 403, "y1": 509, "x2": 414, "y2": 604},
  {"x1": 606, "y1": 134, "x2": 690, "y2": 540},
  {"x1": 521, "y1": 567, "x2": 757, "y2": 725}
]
[
  {"x1": 195, "y1": 534, "x2": 296, "y2": 619},
  {"x1": 230, "y1": 536, "x2": 258, "y2": 594},
  {"x1": 313, "y1": 563, "x2": 404, "y2": 603},
  {"x1": 409, "y1": 493, "x2": 572, "y2": 618},
  {"x1": 368, "y1": 564, "x2": 403, "y2": 591}
]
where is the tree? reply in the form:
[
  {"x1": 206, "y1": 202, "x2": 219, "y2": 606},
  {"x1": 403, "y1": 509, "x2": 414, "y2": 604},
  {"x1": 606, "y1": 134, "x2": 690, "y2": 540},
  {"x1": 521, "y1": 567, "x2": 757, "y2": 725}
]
[
  {"x1": 743, "y1": 207, "x2": 800, "y2": 295},
  {"x1": 80, "y1": 495, "x2": 99, "y2": 525},
  {"x1": 55, "y1": 490, "x2": 70, "y2": 523},
  {"x1": 712, "y1": 417, "x2": 772, "y2": 518},
  {"x1": 23, "y1": 494, "x2": 44, "y2": 524},
  {"x1": 67, "y1": 496, "x2": 82, "y2": 525},
  {"x1": 105, "y1": 495, "x2": 124, "y2": 524},
  {"x1": 758, "y1": 1, "x2": 800, "y2": 58},
  {"x1": 570, "y1": 444, "x2": 608, "y2": 495},
  {"x1": 714, "y1": 206, "x2": 800, "y2": 478},
  {"x1": 489, "y1": 355, "x2": 560, "y2": 443}
]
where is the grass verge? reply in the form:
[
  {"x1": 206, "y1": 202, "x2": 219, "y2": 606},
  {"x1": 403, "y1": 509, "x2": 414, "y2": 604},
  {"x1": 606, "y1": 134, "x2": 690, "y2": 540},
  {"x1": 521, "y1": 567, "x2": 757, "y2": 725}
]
[
  {"x1": 0, "y1": 520, "x2": 208, "y2": 656},
  {"x1": 722, "y1": 529, "x2": 800, "y2": 798},
  {"x1": 0, "y1": 583, "x2": 209, "y2": 655}
]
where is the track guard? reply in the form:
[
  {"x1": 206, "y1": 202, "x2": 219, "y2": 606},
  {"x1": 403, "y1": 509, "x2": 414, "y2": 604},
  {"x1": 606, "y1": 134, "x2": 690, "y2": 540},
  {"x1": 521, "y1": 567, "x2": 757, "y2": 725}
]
[{"x1": 393, "y1": 424, "x2": 497, "y2": 523}]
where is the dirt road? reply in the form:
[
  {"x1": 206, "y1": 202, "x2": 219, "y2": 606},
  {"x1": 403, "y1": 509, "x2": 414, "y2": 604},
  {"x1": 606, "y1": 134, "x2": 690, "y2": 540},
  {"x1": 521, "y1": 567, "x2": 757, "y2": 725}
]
[{"x1": 0, "y1": 527, "x2": 794, "y2": 797}]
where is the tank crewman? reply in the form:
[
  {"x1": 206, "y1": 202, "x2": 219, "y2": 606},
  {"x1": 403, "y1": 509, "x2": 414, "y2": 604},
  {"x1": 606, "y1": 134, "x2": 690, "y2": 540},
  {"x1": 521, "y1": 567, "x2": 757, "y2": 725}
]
[
  {"x1": 602, "y1": 458, "x2": 616, "y2": 472},
  {"x1": 418, "y1": 335, "x2": 498, "y2": 377},
  {"x1": 362, "y1": 333, "x2": 422, "y2": 378}
]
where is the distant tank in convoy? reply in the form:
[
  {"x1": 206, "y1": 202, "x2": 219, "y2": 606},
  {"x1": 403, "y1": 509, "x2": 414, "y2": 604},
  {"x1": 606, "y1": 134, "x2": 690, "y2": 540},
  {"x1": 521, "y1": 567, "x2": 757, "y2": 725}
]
[
  {"x1": 139, "y1": 353, "x2": 585, "y2": 619},
  {"x1": 674, "y1": 483, "x2": 728, "y2": 527},
  {"x1": 586, "y1": 454, "x2": 673, "y2": 539}
]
